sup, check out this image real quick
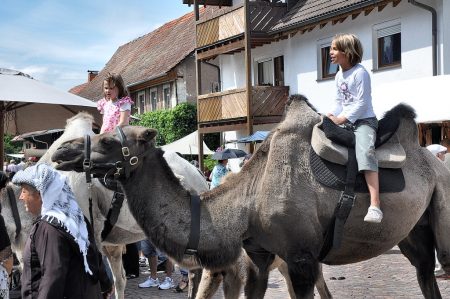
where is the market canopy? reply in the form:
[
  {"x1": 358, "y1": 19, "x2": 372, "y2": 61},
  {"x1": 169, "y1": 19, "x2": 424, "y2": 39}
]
[
  {"x1": 0, "y1": 68, "x2": 101, "y2": 163},
  {"x1": 372, "y1": 75, "x2": 450, "y2": 123},
  {"x1": 161, "y1": 130, "x2": 214, "y2": 155},
  {"x1": 235, "y1": 131, "x2": 269, "y2": 143}
]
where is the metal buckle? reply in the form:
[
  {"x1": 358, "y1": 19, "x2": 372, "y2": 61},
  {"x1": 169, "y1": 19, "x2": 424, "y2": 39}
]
[
  {"x1": 340, "y1": 192, "x2": 356, "y2": 202},
  {"x1": 122, "y1": 147, "x2": 130, "y2": 157},
  {"x1": 83, "y1": 159, "x2": 92, "y2": 170},
  {"x1": 129, "y1": 156, "x2": 138, "y2": 165}
]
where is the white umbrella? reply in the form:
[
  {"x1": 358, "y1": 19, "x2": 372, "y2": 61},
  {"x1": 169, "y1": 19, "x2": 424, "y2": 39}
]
[
  {"x1": 161, "y1": 130, "x2": 214, "y2": 155},
  {"x1": 0, "y1": 68, "x2": 101, "y2": 163},
  {"x1": 373, "y1": 75, "x2": 450, "y2": 123}
]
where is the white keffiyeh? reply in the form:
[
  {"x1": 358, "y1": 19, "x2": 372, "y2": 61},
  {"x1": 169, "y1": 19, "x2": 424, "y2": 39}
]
[{"x1": 12, "y1": 164, "x2": 92, "y2": 275}]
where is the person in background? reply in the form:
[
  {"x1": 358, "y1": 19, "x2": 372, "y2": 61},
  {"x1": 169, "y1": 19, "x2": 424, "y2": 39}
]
[
  {"x1": 97, "y1": 73, "x2": 133, "y2": 134},
  {"x1": 17, "y1": 158, "x2": 26, "y2": 171},
  {"x1": 209, "y1": 159, "x2": 229, "y2": 190},
  {"x1": 326, "y1": 33, "x2": 382, "y2": 223},
  {"x1": 441, "y1": 138, "x2": 450, "y2": 168},
  {"x1": 7, "y1": 160, "x2": 18, "y2": 179},
  {"x1": 12, "y1": 164, "x2": 112, "y2": 299},
  {"x1": 426, "y1": 143, "x2": 448, "y2": 279},
  {"x1": 0, "y1": 171, "x2": 13, "y2": 299},
  {"x1": 138, "y1": 239, "x2": 175, "y2": 290}
]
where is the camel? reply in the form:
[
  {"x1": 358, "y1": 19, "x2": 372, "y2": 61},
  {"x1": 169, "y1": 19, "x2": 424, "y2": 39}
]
[
  {"x1": 2, "y1": 112, "x2": 329, "y2": 299},
  {"x1": 52, "y1": 95, "x2": 450, "y2": 298}
]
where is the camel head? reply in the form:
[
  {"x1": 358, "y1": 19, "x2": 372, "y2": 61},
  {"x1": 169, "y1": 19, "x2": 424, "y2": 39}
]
[{"x1": 52, "y1": 126, "x2": 158, "y2": 177}]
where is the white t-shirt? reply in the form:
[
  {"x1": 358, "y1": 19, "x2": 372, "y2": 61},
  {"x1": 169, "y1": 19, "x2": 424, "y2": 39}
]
[{"x1": 330, "y1": 64, "x2": 376, "y2": 123}]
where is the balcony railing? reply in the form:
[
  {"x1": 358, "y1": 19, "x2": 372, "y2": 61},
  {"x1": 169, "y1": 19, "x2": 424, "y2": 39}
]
[
  {"x1": 198, "y1": 86, "x2": 289, "y2": 123},
  {"x1": 196, "y1": 1, "x2": 286, "y2": 49}
]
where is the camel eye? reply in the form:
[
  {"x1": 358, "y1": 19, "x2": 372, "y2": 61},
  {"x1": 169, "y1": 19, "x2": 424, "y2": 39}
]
[{"x1": 99, "y1": 136, "x2": 117, "y2": 147}]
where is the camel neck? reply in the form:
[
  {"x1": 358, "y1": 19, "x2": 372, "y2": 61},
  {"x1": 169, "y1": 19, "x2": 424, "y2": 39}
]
[{"x1": 120, "y1": 151, "x2": 247, "y2": 268}]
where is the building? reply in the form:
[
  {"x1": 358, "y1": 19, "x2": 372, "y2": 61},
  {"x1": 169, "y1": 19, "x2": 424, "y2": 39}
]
[
  {"x1": 183, "y1": 0, "x2": 450, "y2": 165},
  {"x1": 71, "y1": 10, "x2": 219, "y2": 115}
]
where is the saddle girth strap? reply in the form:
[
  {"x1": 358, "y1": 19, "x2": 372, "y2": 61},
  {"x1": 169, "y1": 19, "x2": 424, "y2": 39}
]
[
  {"x1": 101, "y1": 192, "x2": 125, "y2": 241},
  {"x1": 185, "y1": 194, "x2": 201, "y2": 256},
  {"x1": 6, "y1": 186, "x2": 21, "y2": 240},
  {"x1": 318, "y1": 147, "x2": 357, "y2": 261}
]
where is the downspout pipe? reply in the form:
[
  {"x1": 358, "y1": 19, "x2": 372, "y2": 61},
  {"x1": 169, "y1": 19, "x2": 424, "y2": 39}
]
[
  {"x1": 408, "y1": 0, "x2": 437, "y2": 76},
  {"x1": 201, "y1": 60, "x2": 221, "y2": 92}
]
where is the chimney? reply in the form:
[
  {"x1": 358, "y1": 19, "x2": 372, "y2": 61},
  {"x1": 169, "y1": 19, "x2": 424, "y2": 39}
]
[
  {"x1": 87, "y1": 70, "x2": 98, "y2": 82},
  {"x1": 287, "y1": 0, "x2": 300, "y2": 10}
]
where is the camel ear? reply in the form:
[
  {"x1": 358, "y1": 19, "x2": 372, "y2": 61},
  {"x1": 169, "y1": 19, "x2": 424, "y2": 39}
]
[{"x1": 138, "y1": 128, "x2": 158, "y2": 143}]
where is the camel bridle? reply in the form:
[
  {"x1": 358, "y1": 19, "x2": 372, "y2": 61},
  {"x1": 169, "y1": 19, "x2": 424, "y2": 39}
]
[{"x1": 83, "y1": 126, "x2": 145, "y2": 183}]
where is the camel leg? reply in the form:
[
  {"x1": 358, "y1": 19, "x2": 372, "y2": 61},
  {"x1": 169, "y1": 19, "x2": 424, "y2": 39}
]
[
  {"x1": 243, "y1": 245, "x2": 274, "y2": 299},
  {"x1": 103, "y1": 245, "x2": 126, "y2": 299},
  {"x1": 195, "y1": 269, "x2": 223, "y2": 299},
  {"x1": 188, "y1": 268, "x2": 203, "y2": 299},
  {"x1": 286, "y1": 251, "x2": 318, "y2": 299},
  {"x1": 398, "y1": 222, "x2": 441, "y2": 299},
  {"x1": 222, "y1": 268, "x2": 242, "y2": 299}
]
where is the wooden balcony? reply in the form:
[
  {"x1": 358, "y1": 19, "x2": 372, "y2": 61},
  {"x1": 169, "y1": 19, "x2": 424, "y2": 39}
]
[
  {"x1": 196, "y1": 1, "x2": 287, "y2": 54},
  {"x1": 198, "y1": 86, "x2": 289, "y2": 129}
]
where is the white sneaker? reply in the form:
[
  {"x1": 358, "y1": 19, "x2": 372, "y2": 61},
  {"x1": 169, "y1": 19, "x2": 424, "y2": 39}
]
[
  {"x1": 138, "y1": 277, "x2": 159, "y2": 288},
  {"x1": 364, "y1": 206, "x2": 383, "y2": 223},
  {"x1": 158, "y1": 277, "x2": 174, "y2": 290}
]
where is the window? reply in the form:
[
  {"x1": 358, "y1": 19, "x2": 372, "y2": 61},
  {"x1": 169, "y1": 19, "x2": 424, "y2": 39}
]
[
  {"x1": 137, "y1": 91, "x2": 145, "y2": 114},
  {"x1": 258, "y1": 59, "x2": 273, "y2": 86},
  {"x1": 321, "y1": 45, "x2": 338, "y2": 79},
  {"x1": 150, "y1": 88, "x2": 157, "y2": 111},
  {"x1": 373, "y1": 22, "x2": 401, "y2": 70},
  {"x1": 163, "y1": 84, "x2": 171, "y2": 109},
  {"x1": 257, "y1": 55, "x2": 284, "y2": 86}
]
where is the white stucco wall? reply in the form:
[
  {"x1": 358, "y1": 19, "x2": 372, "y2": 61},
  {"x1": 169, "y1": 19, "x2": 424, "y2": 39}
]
[{"x1": 220, "y1": 1, "x2": 441, "y2": 117}]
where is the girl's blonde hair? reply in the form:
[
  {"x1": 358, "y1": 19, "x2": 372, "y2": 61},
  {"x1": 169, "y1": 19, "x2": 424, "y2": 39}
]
[
  {"x1": 332, "y1": 33, "x2": 363, "y2": 66},
  {"x1": 103, "y1": 73, "x2": 129, "y2": 99}
]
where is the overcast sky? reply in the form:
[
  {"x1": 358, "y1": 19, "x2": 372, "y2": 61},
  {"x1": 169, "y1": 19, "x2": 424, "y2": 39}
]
[{"x1": 0, "y1": 0, "x2": 192, "y2": 91}]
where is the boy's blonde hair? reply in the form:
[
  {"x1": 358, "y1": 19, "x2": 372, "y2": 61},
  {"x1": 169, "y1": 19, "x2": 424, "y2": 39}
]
[
  {"x1": 332, "y1": 33, "x2": 363, "y2": 66},
  {"x1": 103, "y1": 73, "x2": 129, "y2": 99}
]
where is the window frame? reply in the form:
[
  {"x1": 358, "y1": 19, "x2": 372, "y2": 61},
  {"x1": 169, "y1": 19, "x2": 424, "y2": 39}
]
[
  {"x1": 163, "y1": 83, "x2": 171, "y2": 110},
  {"x1": 317, "y1": 37, "x2": 339, "y2": 81},
  {"x1": 137, "y1": 91, "x2": 145, "y2": 114},
  {"x1": 372, "y1": 20, "x2": 401, "y2": 71},
  {"x1": 150, "y1": 87, "x2": 157, "y2": 111}
]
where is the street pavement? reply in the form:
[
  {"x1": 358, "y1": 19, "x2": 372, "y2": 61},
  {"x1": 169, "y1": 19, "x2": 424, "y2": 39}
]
[{"x1": 125, "y1": 247, "x2": 450, "y2": 298}]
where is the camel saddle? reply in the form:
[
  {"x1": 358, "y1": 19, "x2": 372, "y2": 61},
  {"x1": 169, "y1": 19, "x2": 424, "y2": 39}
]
[
  {"x1": 311, "y1": 115, "x2": 406, "y2": 260},
  {"x1": 310, "y1": 116, "x2": 406, "y2": 194}
]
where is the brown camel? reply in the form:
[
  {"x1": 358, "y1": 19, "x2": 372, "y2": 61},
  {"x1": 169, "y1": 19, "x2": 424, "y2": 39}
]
[{"x1": 52, "y1": 95, "x2": 450, "y2": 298}]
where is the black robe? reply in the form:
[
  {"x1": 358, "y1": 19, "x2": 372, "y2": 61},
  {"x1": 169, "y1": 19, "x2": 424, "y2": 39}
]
[{"x1": 21, "y1": 217, "x2": 111, "y2": 299}]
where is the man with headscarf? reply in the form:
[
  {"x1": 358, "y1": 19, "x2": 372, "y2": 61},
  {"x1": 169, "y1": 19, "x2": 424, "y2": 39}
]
[{"x1": 12, "y1": 164, "x2": 112, "y2": 299}]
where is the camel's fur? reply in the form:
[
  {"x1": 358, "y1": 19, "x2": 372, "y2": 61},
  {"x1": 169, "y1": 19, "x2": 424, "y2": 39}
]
[{"x1": 53, "y1": 96, "x2": 450, "y2": 299}]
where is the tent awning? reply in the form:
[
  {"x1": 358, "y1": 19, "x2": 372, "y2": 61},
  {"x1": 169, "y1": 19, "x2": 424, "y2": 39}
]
[
  {"x1": 0, "y1": 69, "x2": 96, "y2": 107},
  {"x1": 161, "y1": 130, "x2": 214, "y2": 155}
]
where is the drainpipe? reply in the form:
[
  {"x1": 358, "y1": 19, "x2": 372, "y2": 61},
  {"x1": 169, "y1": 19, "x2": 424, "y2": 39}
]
[
  {"x1": 408, "y1": 0, "x2": 437, "y2": 76},
  {"x1": 201, "y1": 60, "x2": 221, "y2": 92}
]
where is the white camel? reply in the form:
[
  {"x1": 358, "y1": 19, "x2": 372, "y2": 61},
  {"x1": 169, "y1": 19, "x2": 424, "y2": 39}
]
[{"x1": 1, "y1": 112, "x2": 209, "y2": 299}]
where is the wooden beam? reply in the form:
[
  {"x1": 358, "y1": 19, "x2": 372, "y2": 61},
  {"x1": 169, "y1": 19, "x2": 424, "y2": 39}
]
[
  {"x1": 352, "y1": 12, "x2": 361, "y2": 20},
  {"x1": 197, "y1": 39, "x2": 245, "y2": 60},
  {"x1": 244, "y1": 0, "x2": 253, "y2": 153},
  {"x1": 378, "y1": 3, "x2": 387, "y2": 12},
  {"x1": 364, "y1": 7, "x2": 374, "y2": 16},
  {"x1": 199, "y1": 122, "x2": 247, "y2": 134},
  {"x1": 393, "y1": 0, "x2": 401, "y2": 7}
]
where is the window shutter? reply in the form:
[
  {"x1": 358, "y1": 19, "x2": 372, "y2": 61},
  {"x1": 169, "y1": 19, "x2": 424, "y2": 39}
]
[{"x1": 377, "y1": 24, "x2": 401, "y2": 38}]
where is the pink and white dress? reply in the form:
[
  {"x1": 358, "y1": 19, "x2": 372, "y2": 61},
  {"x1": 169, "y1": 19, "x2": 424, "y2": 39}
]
[{"x1": 97, "y1": 96, "x2": 133, "y2": 133}]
